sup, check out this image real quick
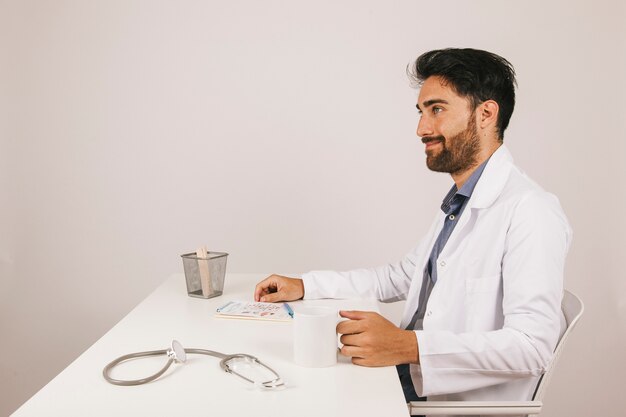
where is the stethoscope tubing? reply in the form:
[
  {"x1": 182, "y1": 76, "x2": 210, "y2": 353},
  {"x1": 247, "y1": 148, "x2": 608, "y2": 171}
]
[
  {"x1": 102, "y1": 345, "x2": 283, "y2": 389},
  {"x1": 103, "y1": 349, "x2": 174, "y2": 386},
  {"x1": 103, "y1": 348, "x2": 227, "y2": 386}
]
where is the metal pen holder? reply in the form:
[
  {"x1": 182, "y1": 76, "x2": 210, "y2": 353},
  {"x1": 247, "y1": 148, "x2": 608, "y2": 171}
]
[{"x1": 181, "y1": 251, "x2": 228, "y2": 299}]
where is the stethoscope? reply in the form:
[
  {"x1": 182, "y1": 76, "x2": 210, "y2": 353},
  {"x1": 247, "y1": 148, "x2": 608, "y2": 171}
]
[{"x1": 103, "y1": 340, "x2": 284, "y2": 389}]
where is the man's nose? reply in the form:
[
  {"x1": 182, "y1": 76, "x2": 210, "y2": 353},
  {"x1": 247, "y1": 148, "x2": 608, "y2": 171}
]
[{"x1": 417, "y1": 116, "x2": 433, "y2": 138}]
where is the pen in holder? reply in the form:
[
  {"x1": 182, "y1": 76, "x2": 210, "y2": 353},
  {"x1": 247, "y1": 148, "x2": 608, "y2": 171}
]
[{"x1": 181, "y1": 248, "x2": 228, "y2": 299}]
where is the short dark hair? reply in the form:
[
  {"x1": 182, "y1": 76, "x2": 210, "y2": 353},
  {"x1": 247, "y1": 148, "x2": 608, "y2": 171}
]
[{"x1": 408, "y1": 48, "x2": 517, "y2": 140}]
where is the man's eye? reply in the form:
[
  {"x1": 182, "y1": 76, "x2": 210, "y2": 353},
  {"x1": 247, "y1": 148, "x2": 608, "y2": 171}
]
[{"x1": 433, "y1": 107, "x2": 443, "y2": 114}]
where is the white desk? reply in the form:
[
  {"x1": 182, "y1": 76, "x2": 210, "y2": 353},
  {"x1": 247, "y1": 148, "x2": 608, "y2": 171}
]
[{"x1": 13, "y1": 273, "x2": 409, "y2": 417}]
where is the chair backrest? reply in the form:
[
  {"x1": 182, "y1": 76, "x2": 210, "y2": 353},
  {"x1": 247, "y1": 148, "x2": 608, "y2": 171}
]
[{"x1": 532, "y1": 289, "x2": 584, "y2": 401}]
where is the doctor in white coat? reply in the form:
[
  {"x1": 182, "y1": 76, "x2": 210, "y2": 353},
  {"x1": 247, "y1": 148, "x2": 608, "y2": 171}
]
[{"x1": 254, "y1": 48, "x2": 571, "y2": 407}]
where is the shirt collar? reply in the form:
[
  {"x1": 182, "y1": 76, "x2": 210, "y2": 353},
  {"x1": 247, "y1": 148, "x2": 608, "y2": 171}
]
[
  {"x1": 457, "y1": 158, "x2": 489, "y2": 198},
  {"x1": 440, "y1": 158, "x2": 490, "y2": 214}
]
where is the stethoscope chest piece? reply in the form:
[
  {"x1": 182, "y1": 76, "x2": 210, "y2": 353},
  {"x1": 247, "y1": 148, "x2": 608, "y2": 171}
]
[{"x1": 167, "y1": 340, "x2": 187, "y2": 363}]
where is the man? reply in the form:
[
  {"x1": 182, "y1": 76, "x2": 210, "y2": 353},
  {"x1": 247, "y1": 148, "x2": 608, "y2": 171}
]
[{"x1": 254, "y1": 48, "x2": 571, "y2": 403}]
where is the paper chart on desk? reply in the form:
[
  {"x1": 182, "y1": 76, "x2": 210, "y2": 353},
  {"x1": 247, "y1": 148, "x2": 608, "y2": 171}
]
[{"x1": 215, "y1": 300, "x2": 292, "y2": 322}]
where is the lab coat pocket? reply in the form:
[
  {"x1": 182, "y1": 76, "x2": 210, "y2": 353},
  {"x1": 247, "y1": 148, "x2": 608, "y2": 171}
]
[
  {"x1": 465, "y1": 274, "x2": 503, "y2": 330},
  {"x1": 465, "y1": 274, "x2": 501, "y2": 294}
]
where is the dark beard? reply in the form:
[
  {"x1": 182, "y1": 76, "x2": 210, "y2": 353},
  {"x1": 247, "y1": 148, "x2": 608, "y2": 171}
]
[{"x1": 423, "y1": 116, "x2": 480, "y2": 175}]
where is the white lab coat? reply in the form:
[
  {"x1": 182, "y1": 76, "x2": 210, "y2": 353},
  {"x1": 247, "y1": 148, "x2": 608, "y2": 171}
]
[{"x1": 302, "y1": 145, "x2": 572, "y2": 405}]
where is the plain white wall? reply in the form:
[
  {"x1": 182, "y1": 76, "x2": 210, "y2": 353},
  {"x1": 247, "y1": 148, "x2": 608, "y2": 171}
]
[{"x1": 1, "y1": 0, "x2": 625, "y2": 415}]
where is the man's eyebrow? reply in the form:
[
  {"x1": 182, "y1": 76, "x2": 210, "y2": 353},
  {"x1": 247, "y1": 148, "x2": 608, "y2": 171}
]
[{"x1": 416, "y1": 99, "x2": 449, "y2": 111}]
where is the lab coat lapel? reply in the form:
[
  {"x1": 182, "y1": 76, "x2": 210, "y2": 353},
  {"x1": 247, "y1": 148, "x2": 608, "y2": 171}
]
[{"x1": 438, "y1": 145, "x2": 514, "y2": 259}]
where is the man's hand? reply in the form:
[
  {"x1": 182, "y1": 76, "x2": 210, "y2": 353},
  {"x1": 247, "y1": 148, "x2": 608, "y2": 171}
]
[
  {"x1": 337, "y1": 310, "x2": 419, "y2": 367},
  {"x1": 254, "y1": 274, "x2": 304, "y2": 302}
]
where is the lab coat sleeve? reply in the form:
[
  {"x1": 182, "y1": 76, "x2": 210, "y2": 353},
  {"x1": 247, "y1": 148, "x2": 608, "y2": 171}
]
[
  {"x1": 301, "y1": 241, "x2": 425, "y2": 303},
  {"x1": 412, "y1": 191, "x2": 572, "y2": 396}
]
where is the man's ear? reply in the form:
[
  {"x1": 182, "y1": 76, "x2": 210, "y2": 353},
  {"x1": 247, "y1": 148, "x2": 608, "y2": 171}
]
[{"x1": 478, "y1": 100, "x2": 499, "y2": 130}]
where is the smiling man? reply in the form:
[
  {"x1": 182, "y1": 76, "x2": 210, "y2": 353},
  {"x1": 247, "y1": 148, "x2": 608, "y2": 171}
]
[{"x1": 254, "y1": 48, "x2": 572, "y2": 405}]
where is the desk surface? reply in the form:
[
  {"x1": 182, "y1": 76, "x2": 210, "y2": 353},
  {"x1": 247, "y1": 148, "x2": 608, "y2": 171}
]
[{"x1": 13, "y1": 273, "x2": 409, "y2": 417}]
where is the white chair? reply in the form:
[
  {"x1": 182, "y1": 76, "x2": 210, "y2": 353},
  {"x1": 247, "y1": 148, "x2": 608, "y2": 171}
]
[{"x1": 408, "y1": 289, "x2": 584, "y2": 416}]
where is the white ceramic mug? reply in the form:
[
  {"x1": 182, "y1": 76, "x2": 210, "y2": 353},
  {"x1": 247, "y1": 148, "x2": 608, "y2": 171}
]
[{"x1": 293, "y1": 306, "x2": 338, "y2": 367}]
